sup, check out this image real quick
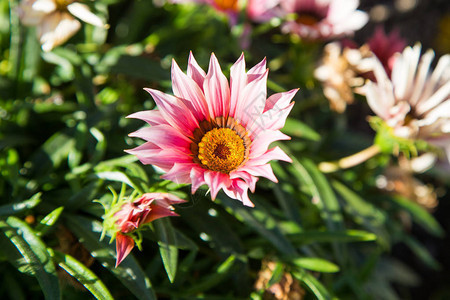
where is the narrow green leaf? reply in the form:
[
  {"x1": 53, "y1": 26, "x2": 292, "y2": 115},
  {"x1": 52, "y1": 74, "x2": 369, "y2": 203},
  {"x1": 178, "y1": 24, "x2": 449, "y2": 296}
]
[
  {"x1": 220, "y1": 196, "x2": 297, "y2": 256},
  {"x1": 153, "y1": 218, "x2": 178, "y2": 283},
  {"x1": 391, "y1": 196, "x2": 444, "y2": 237},
  {"x1": 402, "y1": 236, "x2": 441, "y2": 270},
  {"x1": 0, "y1": 217, "x2": 60, "y2": 299},
  {"x1": 95, "y1": 171, "x2": 144, "y2": 193},
  {"x1": 293, "y1": 158, "x2": 344, "y2": 231},
  {"x1": 332, "y1": 180, "x2": 385, "y2": 225},
  {"x1": 293, "y1": 257, "x2": 340, "y2": 273},
  {"x1": 48, "y1": 249, "x2": 114, "y2": 300},
  {"x1": 0, "y1": 192, "x2": 41, "y2": 216},
  {"x1": 184, "y1": 255, "x2": 237, "y2": 295},
  {"x1": 66, "y1": 215, "x2": 156, "y2": 300},
  {"x1": 282, "y1": 118, "x2": 321, "y2": 141},
  {"x1": 35, "y1": 207, "x2": 64, "y2": 237},
  {"x1": 293, "y1": 270, "x2": 332, "y2": 300},
  {"x1": 288, "y1": 230, "x2": 377, "y2": 244},
  {"x1": 267, "y1": 262, "x2": 284, "y2": 287}
]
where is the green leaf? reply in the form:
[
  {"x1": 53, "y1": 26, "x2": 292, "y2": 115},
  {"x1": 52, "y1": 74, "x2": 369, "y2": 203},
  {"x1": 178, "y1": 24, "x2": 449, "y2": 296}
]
[
  {"x1": 293, "y1": 269, "x2": 333, "y2": 300},
  {"x1": 0, "y1": 192, "x2": 41, "y2": 216},
  {"x1": 332, "y1": 180, "x2": 385, "y2": 226},
  {"x1": 66, "y1": 215, "x2": 156, "y2": 300},
  {"x1": 293, "y1": 257, "x2": 340, "y2": 273},
  {"x1": 267, "y1": 262, "x2": 284, "y2": 287},
  {"x1": 35, "y1": 207, "x2": 64, "y2": 237},
  {"x1": 282, "y1": 118, "x2": 321, "y2": 141},
  {"x1": 153, "y1": 218, "x2": 179, "y2": 283},
  {"x1": 95, "y1": 171, "x2": 144, "y2": 194},
  {"x1": 292, "y1": 157, "x2": 344, "y2": 231},
  {"x1": 48, "y1": 249, "x2": 114, "y2": 300},
  {"x1": 0, "y1": 217, "x2": 60, "y2": 299},
  {"x1": 219, "y1": 196, "x2": 297, "y2": 256},
  {"x1": 391, "y1": 196, "x2": 444, "y2": 237},
  {"x1": 184, "y1": 255, "x2": 237, "y2": 295},
  {"x1": 402, "y1": 235, "x2": 441, "y2": 270},
  {"x1": 288, "y1": 229, "x2": 376, "y2": 244}
]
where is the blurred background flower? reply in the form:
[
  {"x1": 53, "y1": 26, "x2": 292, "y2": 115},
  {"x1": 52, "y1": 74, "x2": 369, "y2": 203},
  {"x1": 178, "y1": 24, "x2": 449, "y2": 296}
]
[
  {"x1": 18, "y1": 0, "x2": 107, "y2": 51},
  {"x1": 279, "y1": 0, "x2": 368, "y2": 40}
]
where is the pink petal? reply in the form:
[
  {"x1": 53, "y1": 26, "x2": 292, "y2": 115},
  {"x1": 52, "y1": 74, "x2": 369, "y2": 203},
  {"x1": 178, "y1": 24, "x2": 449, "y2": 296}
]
[
  {"x1": 145, "y1": 206, "x2": 179, "y2": 223},
  {"x1": 250, "y1": 130, "x2": 290, "y2": 158},
  {"x1": 144, "y1": 88, "x2": 199, "y2": 135},
  {"x1": 128, "y1": 124, "x2": 191, "y2": 148},
  {"x1": 264, "y1": 89, "x2": 298, "y2": 112},
  {"x1": 127, "y1": 110, "x2": 167, "y2": 126},
  {"x1": 246, "y1": 146, "x2": 292, "y2": 166},
  {"x1": 203, "y1": 171, "x2": 231, "y2": 200},
  {"x1": 129, "y1": 148, "x2": 192, "y2": 171},
  {"x1": 223, "y1": 180, "x2": 254, "y2": 207},
  {"x1": 249, "y1": 102, "x2": 294, "y2": 135},
  {"x1": 229, "y1": 53, "x2": 247, "y2": 118},
  {"x1": 171, "y1": 59, "x2": 209, "y2": 121},
  {"x1": 190, "y1": 167, "x2": 206, "y2": 194},
  {"x1": 247, "y1": 57, "x2": 267, "y2": 83},
  {"x1": 229, "y1": 171, "x2": 258, "y2": 193},
  {"x1": 203, "y1": 53, "x2": 231, "y2": 118},
  {"x1": 239, "y1": 164, "x2": 278, "y2": 182},
  {"x1": 162, "y1": 162, "x2": 199, "y2": 184},
  {"x1": 115, "y1": 233, "x2": 135, "y2": 267},
  {"x1": 187, "y1": 51, "x2": 207, "y2": 91},
  {"x1": 235, "y1": 69, "x2": 269, "y2": 128}
]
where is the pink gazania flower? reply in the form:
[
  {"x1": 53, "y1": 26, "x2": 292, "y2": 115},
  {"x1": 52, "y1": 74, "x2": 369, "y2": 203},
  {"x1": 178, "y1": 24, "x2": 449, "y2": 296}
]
[
  {"x1": 247, "y1": 0, "x2": 283, "y2": 23},
  {"x1": 18, "y1": 0, "x2": 106, "y2": 52},
  {"x1": 279, "y1": 0, "x2": 368, "y2": 40},
  {"x1": 126, "y1": 53, "x2": 298, "y2": 207},
  {"x1": 114, "y1": 193, "x2": 185, "y2": 267},
  {"x1": 358, "y1": 44, "x2": 450, "y2": 160}
]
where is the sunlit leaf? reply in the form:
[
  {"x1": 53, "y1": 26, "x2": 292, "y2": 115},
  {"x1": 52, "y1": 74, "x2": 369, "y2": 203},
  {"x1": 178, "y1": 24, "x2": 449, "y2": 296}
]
[
  {"x1": 48, "y1": 249, "x2": 114, "y2": 300},
  {"x1": 154, "y1": 218, "x2": 178, "y2": 283},
  {"x1": 0, "y1": 217, "x2": 60, "y2": 299},
  {"x1": 293, "y1": 257, "x2": 340, "y2": 273}
]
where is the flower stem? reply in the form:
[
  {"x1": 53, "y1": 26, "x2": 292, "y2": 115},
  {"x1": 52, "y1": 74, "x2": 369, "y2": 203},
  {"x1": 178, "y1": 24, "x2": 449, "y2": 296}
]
[{"x1": 318, "y1": 144, "x2": 381, "y2": 173}]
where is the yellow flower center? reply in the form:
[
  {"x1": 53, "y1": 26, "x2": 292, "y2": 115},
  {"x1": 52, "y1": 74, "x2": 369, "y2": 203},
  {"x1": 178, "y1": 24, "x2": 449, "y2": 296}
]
[
  {"x1": 197, "y1": 128, "x2": 245, "y2": 173},
  {"x1": 214, "y1": 0, "x2": 238, "y2": 11}
]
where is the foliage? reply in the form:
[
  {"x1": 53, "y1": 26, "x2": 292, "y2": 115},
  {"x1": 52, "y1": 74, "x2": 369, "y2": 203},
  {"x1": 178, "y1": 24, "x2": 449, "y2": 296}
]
[{"x1": 0, "y1": 0, "x2": 448, "y2": 299}]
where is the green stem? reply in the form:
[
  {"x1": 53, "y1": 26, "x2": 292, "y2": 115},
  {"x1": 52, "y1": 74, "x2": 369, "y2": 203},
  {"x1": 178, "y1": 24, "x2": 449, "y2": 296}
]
[{"x1": 318, "y1": 144, "x2": 381, "y2": 173}]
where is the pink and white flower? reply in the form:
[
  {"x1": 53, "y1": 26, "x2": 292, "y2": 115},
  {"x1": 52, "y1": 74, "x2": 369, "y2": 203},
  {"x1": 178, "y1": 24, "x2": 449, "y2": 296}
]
[
  {"x1": 18, "y1": 0, "x2": 106, "y2": 52},
  {"x1": 247, "y1": 0, "x2": 283, "y2": 23},
  {"x1": 279, "y1": 0, "x2": 368, "y2": 40},
  {"x1": 114, "y1": 193, "x2": 185, "y2": 267},
  {"x1": 127, "y1": 53, "x2": 298, "y2": 207},
  {"x1": 359, "y1": 44, "x2": 450, "y2": 160}
]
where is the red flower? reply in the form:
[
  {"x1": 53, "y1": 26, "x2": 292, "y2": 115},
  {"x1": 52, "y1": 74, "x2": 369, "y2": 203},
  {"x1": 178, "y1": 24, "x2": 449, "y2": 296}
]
[{"x1": 113, "y1": 193, "x2": 185, "y2": 267}]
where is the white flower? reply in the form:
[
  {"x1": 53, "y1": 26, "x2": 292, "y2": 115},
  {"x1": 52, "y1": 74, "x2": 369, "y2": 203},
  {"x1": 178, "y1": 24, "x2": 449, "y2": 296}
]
[
  {"x1": 18, "y1": 0, "x2": 106, "y2": 51},
  {"x1": 359, "y1": 44, "x2": 450, "y2": 161}
]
